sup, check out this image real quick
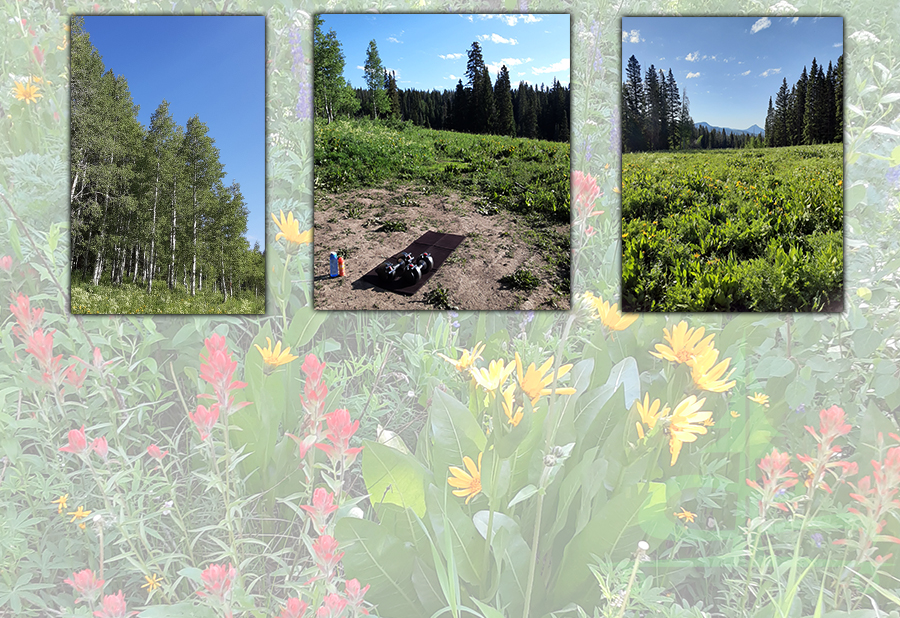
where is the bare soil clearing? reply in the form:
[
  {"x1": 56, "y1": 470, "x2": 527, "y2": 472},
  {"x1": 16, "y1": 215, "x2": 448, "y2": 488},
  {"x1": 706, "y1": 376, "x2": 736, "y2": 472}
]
[{"x1": 313, "y1": 184, "x2": 570, "y2": 311}]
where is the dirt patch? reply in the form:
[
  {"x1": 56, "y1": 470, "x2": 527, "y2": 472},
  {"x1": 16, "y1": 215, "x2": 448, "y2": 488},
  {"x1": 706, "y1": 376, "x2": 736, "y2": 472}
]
[{"x1": 313, "y1": 184, "x2": 570, "y2": 311}]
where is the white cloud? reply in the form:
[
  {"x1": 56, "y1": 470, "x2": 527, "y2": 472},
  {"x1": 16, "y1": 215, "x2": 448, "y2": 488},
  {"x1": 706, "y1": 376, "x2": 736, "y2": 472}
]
[
  {"x1": 702, "y1": 55, "x2": 708, "y2": 60},
  {"x1": 445, "y1": 74, "x2": 461, "y2": 81},
  {"x1": 621, "y1": 29, "x2": 642, "y2": 43},
  {"x1": 685, "y1": 51, "x2": 700, "y2": 62},
  {"x1": 791, "y1": 17, "x2": 799, "y2": 24},
  {"x1": 501, "y1": 57, "x2": 532, "y2": 66},
  {"x1": 478, "y1": 33, "x2": 519, "y2": 45},
  {"x1": 480, "y1": 14, "x2": 543, "y2": 26},
  {"x1": 659, "y1": 57, "x2": 665, "y2": 61},
  {"x1": 686, "y1": 71, "x2": 700, "y2": 78},
  {"x1": 751, "y1": 17, "x2": 771, "y2": 33},
  {"x1": 387, "y1": 36, "x2": 401, "y2": 43},
  {"x1": 439, "y1": 53, "x2": 464, "y2": 60},
  {"x1": 759, "y1": 67, "x2": 782, "y2": 77},
  {"x1": 833, "y1": 42, "x2": 843, "y2": 47},
  {"x1": 532, "y1": 58, "x2": 570, "y2": 74},
  {"x1": 461, "y1": 15, "x2": 473, "y2": 22},
  {"x1": 741, "y1": 70, "x2": 751, "y2": 76},
  {"x1": 356, "y1": 65, "x2": 365, "y2": 71}
]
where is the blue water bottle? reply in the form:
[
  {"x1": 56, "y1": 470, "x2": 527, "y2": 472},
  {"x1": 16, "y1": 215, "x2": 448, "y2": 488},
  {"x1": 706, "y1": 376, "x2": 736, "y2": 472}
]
[{"x1": 329, "y1": 252, "x2": 339, "y2": 277}]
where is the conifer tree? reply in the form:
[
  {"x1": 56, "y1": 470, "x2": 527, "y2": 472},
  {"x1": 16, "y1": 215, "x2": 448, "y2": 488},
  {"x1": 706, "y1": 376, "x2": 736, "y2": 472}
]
[
  {"x1": 363, "y1": 40, "x2": 389, "y2": 119},
  {"x1": 494, "y1": 65, "x2": 516, "y2": 136}
]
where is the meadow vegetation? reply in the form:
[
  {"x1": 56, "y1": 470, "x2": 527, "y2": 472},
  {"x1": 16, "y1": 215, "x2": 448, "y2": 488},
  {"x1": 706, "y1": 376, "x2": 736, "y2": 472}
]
[
  {"x1": 314, "y1": 117, "x2": 571, "y2": 224},
  {"x1": 622, "y1": 144, "x2": 843, "y2": 311}
]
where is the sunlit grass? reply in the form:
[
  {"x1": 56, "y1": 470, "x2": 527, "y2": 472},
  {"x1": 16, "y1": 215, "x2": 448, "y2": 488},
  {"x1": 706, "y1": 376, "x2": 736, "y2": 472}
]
[{"x1": 71, "y1": 279, "x2": 265, "y2": 315}]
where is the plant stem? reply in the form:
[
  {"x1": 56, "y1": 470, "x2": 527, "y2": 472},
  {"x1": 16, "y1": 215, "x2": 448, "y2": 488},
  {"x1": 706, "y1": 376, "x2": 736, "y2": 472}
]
[
  {"x1": 615, "y1": 545, "x2": 646, "y2": 618},
  {"x1": 522, "y1": 488, "x2": 545, "y2": 618}
]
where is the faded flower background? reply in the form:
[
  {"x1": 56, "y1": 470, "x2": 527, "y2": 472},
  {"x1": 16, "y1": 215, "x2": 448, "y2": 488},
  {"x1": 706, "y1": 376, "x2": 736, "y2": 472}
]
[{"x1": 2, "y1": 0, "x2": 900, "y2": 616}]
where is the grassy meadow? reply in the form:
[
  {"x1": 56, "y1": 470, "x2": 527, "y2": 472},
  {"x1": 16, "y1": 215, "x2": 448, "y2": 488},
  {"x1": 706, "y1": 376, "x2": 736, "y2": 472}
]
[
  {"x1": 71, "y1": 275, "x2": 265, "y2": 315},
  {"x1": 622, "y1": 144, "x2": 843, "y2": 312},
  {"x1": 314, "y1": 118, "x2": 571, "y2": 223}
]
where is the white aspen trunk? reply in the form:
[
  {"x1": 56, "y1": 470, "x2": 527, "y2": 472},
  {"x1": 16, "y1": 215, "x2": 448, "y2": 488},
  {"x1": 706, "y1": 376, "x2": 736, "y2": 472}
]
[
  {"x1": 148, "y1": 160, "x2": 159, "y2": 294},
  {"x1": 221, "y1": 238, "x2": 227, "y2": 303},
  {"x1": 169, "y1": 175, "x2": 177, "y2": 290},
  {"x1": 191, "y1": 183, "x2": 197, "y2": 296}
]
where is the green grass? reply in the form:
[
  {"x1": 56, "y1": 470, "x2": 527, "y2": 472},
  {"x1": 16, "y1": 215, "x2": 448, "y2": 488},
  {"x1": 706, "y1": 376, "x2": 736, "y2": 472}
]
[
  {"x1": 314, "y1": 118, "x2": 570, "y2": 223},
  {"x1": 71, "y1": 277, "x2": 265, "y2": 315},
  {"x1": 622, "y1": 144, "x2": 843, "y2": 312}
]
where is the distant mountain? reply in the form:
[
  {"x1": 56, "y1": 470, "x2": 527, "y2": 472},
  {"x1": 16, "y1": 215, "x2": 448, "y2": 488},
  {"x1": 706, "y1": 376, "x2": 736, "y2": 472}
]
[{"x1": 695, "y1": 121, "x2": 765, "y2": 136}]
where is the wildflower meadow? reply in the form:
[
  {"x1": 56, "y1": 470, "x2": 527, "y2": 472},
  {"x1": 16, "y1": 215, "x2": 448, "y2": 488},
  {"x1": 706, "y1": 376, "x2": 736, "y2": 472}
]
[{"x1": 2, "y1": 0, "x2": 900, "y2": 617}]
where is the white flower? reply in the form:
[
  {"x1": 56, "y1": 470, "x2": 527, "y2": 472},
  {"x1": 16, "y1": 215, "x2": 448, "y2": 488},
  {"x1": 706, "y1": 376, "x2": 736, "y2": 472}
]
[
  {"x1": 349, "y1": 507, "x2": 364, "y2": 519},
  {"x1": 849, "y1": 30, "x2": 880, "y2": 44},
  {"x1": 768, "y1": 1, "x2": 798, "y2": 12}
]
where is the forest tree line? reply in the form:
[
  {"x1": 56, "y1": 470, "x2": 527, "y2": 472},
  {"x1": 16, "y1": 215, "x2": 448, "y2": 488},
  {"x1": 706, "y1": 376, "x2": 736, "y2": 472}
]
[
  {"x1": 622, "y1": 53, "x2": 843, "y2": 152},
  {"x1": 313, "y1": 17, "x2": 570, "y2": 142},
  {"x1": 70, "y1": 17, "x2": 264, "y2": 299}
]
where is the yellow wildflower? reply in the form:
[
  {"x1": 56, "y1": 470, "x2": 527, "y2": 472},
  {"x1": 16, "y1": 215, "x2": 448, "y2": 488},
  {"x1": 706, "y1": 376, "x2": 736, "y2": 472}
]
[
  {"x1": 674, "y1": 507, "x2": 696, "y2": 523},
  {"x1": 52, "y1": 494, "x2": 69, "y2": 514},
  {"x1": 585, "y1": 293, "x2": 638, "y2": 331},
  {"x1": 667, "y1": 395, "x2": 712, "y2": 466},
  {"x1": 436, "y1": 341, "x2": 485, "y2": 373},
  {"x1": 142, "y1": 573, "x2": 163, "y2": 593},
  {"x1": 471, "y1": 359, "x2": 515, "y2": 404},
  {"x1": 635, "y1": 393, "x2": 668, "y2": 439},
  {"x1": 13, "y1": 80, "x2": 42, "y2": 104},
  {"x1": 747, "y1": 392, "x2": 769, "y2": 407},
  {"x1": 501, "y1": 383, "x2": 524, "y2": 427},
  {"x1": 67, "y1": 506, "x2": 92, "y2": 523},
  {"x1": 650, "y1": 321, "x2": 716, "y2": 367},
  {"x1": 514, "y1": 352, "x2": 575, "y2": 406},
  {"x1": 448, "y1": 452, "x2": 483, "y2": 504},
  {"x1": 691, "y1": 348, "x2": 736, "y2": 393},
  {"x1": 254, "y1": 337, "x2": 298, "y2": 369},
  {"x1": 272, "y1": 210, "x2": 312, "y2": 247}
]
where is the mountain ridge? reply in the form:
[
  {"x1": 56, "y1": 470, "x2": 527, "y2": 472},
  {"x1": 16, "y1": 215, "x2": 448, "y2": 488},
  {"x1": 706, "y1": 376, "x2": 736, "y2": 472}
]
[{"x1": 695, "y1": 121, "x2": 765, "y2": 136}]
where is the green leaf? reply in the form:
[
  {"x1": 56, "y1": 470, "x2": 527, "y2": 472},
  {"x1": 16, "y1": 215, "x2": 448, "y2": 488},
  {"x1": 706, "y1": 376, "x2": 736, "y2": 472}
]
[
  {"x1": 507, "y1": 484, "x2": 538, "y2": 509},
  {"x1": 362, "y1": 440, "x2": 430, "y2": 517},
  {"x1": 429, "y1": 389, "x2": 486, "y2": 480},
  {"x1": 286, "y1": 307, "x2": 328, "y2": 348},
  {"x1": 851, "y1": 328, "x2": 881, "y2": 357},
  {"x1": 336, "y1": 517, "x2": 423, "y2": 616},
  {"x1": 426, "y1": 484, "x2": 485, "y2": 586}
]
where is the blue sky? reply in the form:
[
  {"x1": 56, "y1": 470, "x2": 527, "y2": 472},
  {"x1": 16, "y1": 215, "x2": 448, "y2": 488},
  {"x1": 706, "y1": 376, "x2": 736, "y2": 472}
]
[
  {"x1": 317, "y1": 14, "x2": 570, "y2": 91},
  {"x1": 81, "y1": 16, "x2": 265, "y2": 249},
  {"x1": 622, "y1": 17, "x2": 843, "y2": 130}
]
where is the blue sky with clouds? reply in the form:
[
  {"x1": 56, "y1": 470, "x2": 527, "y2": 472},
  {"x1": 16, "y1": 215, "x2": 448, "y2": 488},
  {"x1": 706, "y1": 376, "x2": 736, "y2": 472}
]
[
  {"x1": 622, "y1": 16, "x2": 843, "y2": 131},
  {"x1": 81, "y1": 16, "x2": 265, "y2": 249},
  {"x1": 317, "y1": 14, "x2": 570, "y2": 91}
]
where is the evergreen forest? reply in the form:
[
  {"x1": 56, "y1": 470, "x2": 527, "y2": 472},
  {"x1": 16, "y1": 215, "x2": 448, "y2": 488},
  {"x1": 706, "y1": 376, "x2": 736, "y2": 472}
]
[
  {"x1": 313, "y1": 16, "x2": 570, "y2": 142},
  {"x1": 69, "y1": 17, "x2": 265, "y2": 313},
  {"x1": 622, "y1": 53, "x2": 843, "y2": 152}
]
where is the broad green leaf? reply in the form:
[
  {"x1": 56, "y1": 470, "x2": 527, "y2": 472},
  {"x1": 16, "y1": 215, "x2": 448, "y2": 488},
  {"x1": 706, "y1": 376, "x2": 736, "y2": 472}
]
[
  {"x1": 363, "y1": 439, "x2": 430, "y2": 517},
  {"x1": 426, "y1": 484, "x2": 485, "y2": 586},
  {"x1": 429, "y1": 389, "x2": 486, "y2": 480},
  {"x1": 336, "y1": 517, "x2": 423, "y2": 617}
]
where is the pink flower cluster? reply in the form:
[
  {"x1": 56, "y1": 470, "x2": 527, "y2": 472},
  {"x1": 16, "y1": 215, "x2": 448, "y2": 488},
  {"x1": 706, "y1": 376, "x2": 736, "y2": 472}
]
[
  {"x1": 192, "y1": 334, "x2": 248, "y2": 440},
  {"x1": 746, "y1": 447, "x2": 799, "y2": 515},
  {"x1": 835, "y1": 435, "x2": 900, "y2": 566},
  {"x1": 59, "y1": 425, "x2": 109, "y2": 462},
  {"x1": 64, "y1": 569, "x2": 136, "y2": 617},
  {"x1": 9, "y1": 294, "x2": 92, "y2": 392}
]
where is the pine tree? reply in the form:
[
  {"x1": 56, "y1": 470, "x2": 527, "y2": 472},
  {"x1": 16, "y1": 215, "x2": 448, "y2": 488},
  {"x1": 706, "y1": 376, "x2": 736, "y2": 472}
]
[
  {"x1": 774, "y1": 78, "x2": 790, "y2": 147},
  {"x1": 834, "y1": 55, "x2": 843, "y2": 141},
  {"x1": 666, "y1": 69, "x2": 681, "y2": 149},
  {"x1": 802, "y1": 58, "x2": 820, "y2": 144},
  {"x1": 494, "y1": 65, "x2": 516, "y2": 136},
  {"x1": 765, "y1": 97, "x2": 775, "y2": 147},
  {"x1": 644, "y1": 64, "x2": 663, "y2": 150},
  {"x1": 622, "y1": 55, "x2": 645, "y2": 152}
]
